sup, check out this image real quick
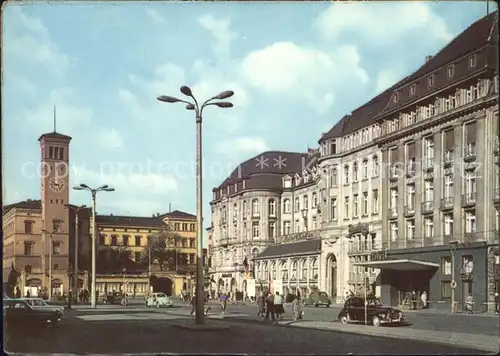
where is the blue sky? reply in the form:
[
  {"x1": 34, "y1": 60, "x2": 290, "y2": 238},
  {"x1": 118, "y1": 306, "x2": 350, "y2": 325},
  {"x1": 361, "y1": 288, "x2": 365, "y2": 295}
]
[{"x1": 2, "y1": 1, "x2": 493, "y2": 231}]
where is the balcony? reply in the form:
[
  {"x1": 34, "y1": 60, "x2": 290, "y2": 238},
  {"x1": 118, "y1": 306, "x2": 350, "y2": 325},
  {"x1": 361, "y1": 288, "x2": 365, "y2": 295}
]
[
  {"x1": 421, "y1": 201, "x2": 434, "y2": 214},
  {"x1": 463, "y1": 232, "x2": 479, "y2": 243},
  {"x1": 463, "y1": 143, "x2": 476, "y2": 162},
  {"x1": 440, "y1": 197, "x2": 454, "y2": 210},
  {"x1": 403, "y1": 205, "x2": 415, "y2": 217},
  {"x1": 423, "y1": 158, "x2": 434, "y2": 172},
  {"x1": 461, "y1": 193, "x2": 476, "y2": 207},
  {"x1": 387, "y1": 208, "x2": 398, "y2": 219},
  {"x1": 494, "y1": 188, "x2": 500, "y2": 206},
  {"x1": 443, "y1": 151, "x2": 454, "y2": 167}
]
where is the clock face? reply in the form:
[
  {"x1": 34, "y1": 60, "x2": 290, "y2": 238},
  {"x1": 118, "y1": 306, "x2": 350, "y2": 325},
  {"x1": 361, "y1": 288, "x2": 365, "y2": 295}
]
[{"x1": 49, "y1": 178, "x2": 65, "y2": 192}]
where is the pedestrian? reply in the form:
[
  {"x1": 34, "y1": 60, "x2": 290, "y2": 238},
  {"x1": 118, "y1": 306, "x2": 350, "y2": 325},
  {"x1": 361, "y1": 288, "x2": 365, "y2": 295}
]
[
  {"x1": 495, "y1": 293, "x2": 500, "y2": 315},
  {"x1": 190, "y1": 294, "x2": 197, "y2": 315},
  {"x1": 265, "y1": 292, "x2": 275, "y2": 322},
  {"x1": 26, "y1": 289, "x2": 31, "y2": 298},
  {"x1": 15, "y1": 287, "x2": 21, "y2": 299},
  {"x1": 274, "y1": 291, "x2": 284, "y2": 321},
  {"x1": 420, "y1": 291, "x2": 427, "y2": 309},
  {"x1": 292, "y1": 294, "x2": 300, "y2": 321},
  {"x1": 219, "y1": 293, "x2": 227, "y2": 317},
  {"x1": 256, "y1": 292, "x2": 265, "y2": 317},
  {"x1": 465, "y1": 293, "x2": 474, "y2": 314}
]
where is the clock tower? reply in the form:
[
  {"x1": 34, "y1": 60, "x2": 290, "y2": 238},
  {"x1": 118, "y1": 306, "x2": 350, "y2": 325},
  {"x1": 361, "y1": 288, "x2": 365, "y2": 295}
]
[{"x1": 39, "y1": 130, "x2": 72, "y2": 294}]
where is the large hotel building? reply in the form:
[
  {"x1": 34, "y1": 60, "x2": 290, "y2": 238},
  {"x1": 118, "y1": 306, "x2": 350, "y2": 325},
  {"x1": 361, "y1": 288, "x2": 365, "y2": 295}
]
[{"x1": 208, "y1": 12, "x2": 499, "y2": 312}]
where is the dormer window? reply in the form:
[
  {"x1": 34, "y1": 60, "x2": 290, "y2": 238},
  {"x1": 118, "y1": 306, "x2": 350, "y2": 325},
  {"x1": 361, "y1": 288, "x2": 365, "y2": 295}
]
[
  {"x1": 330, "y1": 140, "x2": 337, "y2": 155},
  {"x1": 283, "y1": 177, "x2": 292, "y2": 188},
  {"x1": 447, "y1": 65, "x2": 454, "y2": 78},
  {"x1": 409, "y1": 84, "x2": 416, "y2": 96},
  {"x1": 393, "y1": 91, "x2": 399, "y2": 103},
  {"x1": 469, "y1": 54, "x2": 476, "y2": 68},
  {"x1": 427, "y1": 74, "x2": 434, "y2": 87}
]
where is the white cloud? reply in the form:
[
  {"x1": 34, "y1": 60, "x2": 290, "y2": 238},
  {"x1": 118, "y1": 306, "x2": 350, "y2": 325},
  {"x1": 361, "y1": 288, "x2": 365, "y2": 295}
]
[
  {"x1": 216, "y1": 137, "x2": 269, "y2": 157},
  {"x1": 375, "y1": 69, "x2": 404, "y2": 94},
  {"x1": 99, "y1": 127, "x2": 124, "y2": 149},
  {"x1": 145, "y1": 8, "x2": 165, "y2": 24},
  {"x1": 316, "y1": 2, "x2": 452, "y2": 44},
  {"x1": 240, "y1": 42, "x2": 368, "y2": 114},
  {"x1": 197, "y1": 14, "x2": 238, "y2": 61}
]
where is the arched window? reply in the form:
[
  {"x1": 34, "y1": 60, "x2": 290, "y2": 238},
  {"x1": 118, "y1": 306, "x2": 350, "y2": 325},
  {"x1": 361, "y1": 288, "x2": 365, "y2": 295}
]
[
  {"x1": 312, "y1": 192, "x2": 318, "y2": 208},
  {"x1": 271, "y1": 261, "x2": 277, "y2": 279},
  {"x1": 353, "y1": 162, "x2": 359, "y2": 182},
  {"x1": 373, "y1": 156, "x2": 379, "y2": 177},
  {"x1": 300, "y1": 259, "x2": 308, "y2": 280},
  {"x1": 330, "y1": 167, "x2": 337, "y2": 186},
  {"x1": 291, "y1": 261, "x2": 298, "y2": 280},
  {"x1": 295, "y1": 197, "x2": 300, "y2": 212},
  {"x1": 303, "y1": 195, "x2": 309, "y2": 210},
  {"x1": 268, "y1": 199, "x2": 276, "y2": 216},
  {"x1": 311, "y1": 258, "x2": 318, "y2": 280},
  {"x1": 344, "y1": 165, "x2": 350, "y2": 185},
  {"x1": 283, "y1": 199, "x2": 291, "y2": 213},
  {"x1": 280, "y1": 260, "x2": 288, "y2": 280},
  {"x1": 252, "y1": 199, "x2": 260, "y2": 217}
]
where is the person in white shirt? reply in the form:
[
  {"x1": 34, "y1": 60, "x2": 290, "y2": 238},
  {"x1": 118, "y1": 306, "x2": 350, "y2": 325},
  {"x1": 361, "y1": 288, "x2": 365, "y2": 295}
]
[
  {"x1": 274, "y1": 291, "x2": 284, "y2": 321},
  {"x1": 420, "y1": 291, "x2": 428, "y2": 309}
]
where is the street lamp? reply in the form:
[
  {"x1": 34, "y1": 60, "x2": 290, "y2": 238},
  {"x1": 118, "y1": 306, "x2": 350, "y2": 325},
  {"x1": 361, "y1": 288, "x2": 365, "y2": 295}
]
[
  {"x1": 73, "y1": 184, "x2": 115, "y2": 308},
  {"x1": 122, "y1": 268, "x2": 127, "y2": 307},
  {"x1": 63, "y1": 204, "x2": 88, "y2": 302},
  {"x1": 449, "y1": 240, "x2": 459, "y2": 314},
  {"x1": 41, "y1": 228, "x2": 57, "y2": 300},
  {"x1": 157, "y1": 85, "x2": 234, "y2": 325}
]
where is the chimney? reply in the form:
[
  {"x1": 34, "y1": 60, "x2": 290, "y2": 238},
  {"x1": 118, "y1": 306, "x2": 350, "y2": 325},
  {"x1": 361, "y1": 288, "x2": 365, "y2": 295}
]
[{"x1": 425, "y1": 55, "x2": 433, "y2": 63}]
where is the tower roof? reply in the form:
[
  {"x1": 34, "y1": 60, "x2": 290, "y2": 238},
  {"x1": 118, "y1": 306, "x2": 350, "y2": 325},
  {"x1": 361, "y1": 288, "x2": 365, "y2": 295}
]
[{"x1": 38, "y1": 131, "x2": 72, "y2": 142}]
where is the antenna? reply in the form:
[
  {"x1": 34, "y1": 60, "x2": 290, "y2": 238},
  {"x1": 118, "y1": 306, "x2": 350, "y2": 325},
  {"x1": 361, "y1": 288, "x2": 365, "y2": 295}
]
[{"x1": 53, "y1": 105, "x2": 57, "y2": 132}]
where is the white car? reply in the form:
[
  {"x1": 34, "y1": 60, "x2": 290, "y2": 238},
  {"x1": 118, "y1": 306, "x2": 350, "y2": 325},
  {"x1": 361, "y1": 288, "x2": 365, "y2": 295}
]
[
  {"x1": 22, "y1": 298, "x2": 65, "y2": 314},
  {"x1": 146, "y1": 293, "x2": 173, "y2": 308}
]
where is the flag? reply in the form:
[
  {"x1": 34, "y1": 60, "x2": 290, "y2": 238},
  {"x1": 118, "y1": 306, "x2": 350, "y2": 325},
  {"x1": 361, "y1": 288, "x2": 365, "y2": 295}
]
[{"x1": 243, "y1": 257, "x2": 249, "y2": 273}]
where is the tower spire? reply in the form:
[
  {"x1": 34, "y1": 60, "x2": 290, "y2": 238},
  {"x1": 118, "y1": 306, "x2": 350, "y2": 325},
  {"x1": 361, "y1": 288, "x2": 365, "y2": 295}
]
[{"x1": 53, "y1": 105, "x2": 57, "y2": 132}]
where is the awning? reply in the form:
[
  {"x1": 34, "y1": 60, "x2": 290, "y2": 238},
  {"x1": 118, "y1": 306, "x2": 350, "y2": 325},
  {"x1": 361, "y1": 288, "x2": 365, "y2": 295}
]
[{"x1": 352, "y1": 259, "x2": 439, "y2": 271}]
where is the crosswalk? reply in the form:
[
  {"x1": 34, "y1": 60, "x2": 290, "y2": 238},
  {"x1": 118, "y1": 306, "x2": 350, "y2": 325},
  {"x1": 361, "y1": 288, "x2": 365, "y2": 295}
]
[{"x1": 75, "y1": 310, "x2": 251, "y2": 322}]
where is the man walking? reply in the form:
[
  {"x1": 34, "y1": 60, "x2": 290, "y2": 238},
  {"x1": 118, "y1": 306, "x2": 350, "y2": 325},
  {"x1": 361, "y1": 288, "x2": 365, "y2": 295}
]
[
  {"x1": 265, "y1": 292, "x2": 275, "y2": 322},
  {"x1": 256, "y1": 291, "x2": 265, "y2": 317},
  {"x1": 495, "y1": 293, "x2": 500, "y2": 314}
]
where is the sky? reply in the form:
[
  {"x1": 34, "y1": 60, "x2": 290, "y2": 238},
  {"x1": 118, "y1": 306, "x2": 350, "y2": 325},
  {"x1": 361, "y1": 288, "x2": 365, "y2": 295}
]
[{"x1": 2, "y1": 1, "x2": 494, "y2": 235}]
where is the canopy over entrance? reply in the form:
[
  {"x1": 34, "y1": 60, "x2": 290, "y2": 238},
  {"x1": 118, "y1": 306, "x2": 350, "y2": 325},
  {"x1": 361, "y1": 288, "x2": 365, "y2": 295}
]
[{"x1": 353, "y1": 259, "x2": 439, "y2": 271}]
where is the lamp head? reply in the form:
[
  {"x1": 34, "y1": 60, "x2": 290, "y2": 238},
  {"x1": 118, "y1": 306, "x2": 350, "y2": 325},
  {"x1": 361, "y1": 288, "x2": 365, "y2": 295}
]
[
  {"x1": 79, "y1": 183, "x2": 90, "y2": 189},
  {"x1": 213, "y1": 102, "x2": 233, "y2": 108},
  {"x1": 157, "y1": 95, "x2": 181, "y2": 103},
  {"x1": 180, "y1": 86, "x2": 193, "y2": 97},
  {"x1": 73, "y1": 186, "x2": 84, "y2": 191},
  {"x1": 103, "y1": 188, "x2": 115, "y2": 192},
  {"x1": 213, "y1": 90, "x2": 234, "y2": 100}
]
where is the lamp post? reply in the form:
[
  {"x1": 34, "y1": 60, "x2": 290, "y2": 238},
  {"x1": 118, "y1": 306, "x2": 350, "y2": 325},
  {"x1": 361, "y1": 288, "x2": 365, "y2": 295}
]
[
  {"x1": 73, "y1": 184, "x2": 115, "y2": 308},
  {"x1": 449, "y1": 240, "x2": 459, "y2": 314},
  {"x1": 63, "y1": 204, "x2": 88, "y2": 302},
  {"x1": 41, "y1": 229, "x2": 57, "y2": 300},
  {"x1": 122, "y1": 268, "x2": 127, "y2": 307},
  {"x1": 157, "y1": 86, "x2": 234, "y2": 325}
]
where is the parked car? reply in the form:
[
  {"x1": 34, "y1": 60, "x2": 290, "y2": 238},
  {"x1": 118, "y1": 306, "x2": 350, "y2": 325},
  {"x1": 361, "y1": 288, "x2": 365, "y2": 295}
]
[
  {"x1": 104, "y1": 292, "x2": 123, "y2": 305},
  {"x1": 304, "y1": 291, "x2": 332, "y2": 307},
  {"x1": 146, "y1": 293, "x2": 173, "y2": 308},
  {"x1": 337, "y1": 296, "x2": 404, "y2": 327},
  {"x1": 23, "y1": 298, "x2": 65, "y2": 314},
  {"x1": 4, "y1": 299, "x2": 63, "y2": 329}
]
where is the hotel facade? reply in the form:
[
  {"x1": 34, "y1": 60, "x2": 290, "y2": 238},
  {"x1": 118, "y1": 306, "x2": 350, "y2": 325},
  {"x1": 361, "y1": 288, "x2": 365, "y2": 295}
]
[{"x1": 208, "y1": 12, "x2": 499, "y2": 311}]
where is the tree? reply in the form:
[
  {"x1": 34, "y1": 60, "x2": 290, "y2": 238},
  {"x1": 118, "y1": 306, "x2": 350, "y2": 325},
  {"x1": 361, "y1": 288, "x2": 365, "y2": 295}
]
[{"x1": 141, "y1": 229, "x2": 183, "y2": 272}]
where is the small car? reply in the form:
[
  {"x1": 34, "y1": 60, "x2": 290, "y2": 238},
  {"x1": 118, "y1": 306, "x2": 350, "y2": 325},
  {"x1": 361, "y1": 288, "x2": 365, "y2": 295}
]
[
  {"x1": 104, "y1": 292, "x2": 123, "y2": 305},
  {"x1": 304, "y1": 291, "x2": 332, "y2": 307},
  {"x1": 146, "y1": 292, "x2": 173, "y2": 308},
  {"x1": 4, "y1": 299, "x2": 62, "y2": 328},
  {"x1": 338, "y1": 296, "x2": 404, "y2": 327},
  {"x1": 23, "y1": 298, "x2": 65, "y2": 314}
]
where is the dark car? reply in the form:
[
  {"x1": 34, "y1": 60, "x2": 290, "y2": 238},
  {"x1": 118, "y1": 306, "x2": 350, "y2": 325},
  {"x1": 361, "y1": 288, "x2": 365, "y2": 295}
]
[
  {"x1": 337, "y1": 296, "x2": 403, "y2": 327},
  {"x1": 104, "y1": 292, "x2": 123, "y2": 305},
  {"x1": 304, "y1": 291, "x2": 332, "y2": 307},
  {"x1": 4, "y1": 299, "x2": 62, "y2": 329}
]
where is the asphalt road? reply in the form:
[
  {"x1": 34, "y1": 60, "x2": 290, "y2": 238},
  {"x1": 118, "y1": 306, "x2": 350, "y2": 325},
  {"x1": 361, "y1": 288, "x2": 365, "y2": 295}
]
[{"x1": 4, "y1": 310, "x2": 488, "y2": 355}]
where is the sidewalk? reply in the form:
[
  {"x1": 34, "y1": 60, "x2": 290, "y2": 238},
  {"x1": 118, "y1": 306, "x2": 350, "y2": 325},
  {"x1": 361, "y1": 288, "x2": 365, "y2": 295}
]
[{"x1": 277, "y1": 320, "x2": 499, "y2": 353}]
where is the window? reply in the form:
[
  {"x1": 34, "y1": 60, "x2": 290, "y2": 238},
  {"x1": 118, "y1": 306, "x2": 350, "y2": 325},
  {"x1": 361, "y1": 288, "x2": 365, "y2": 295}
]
[
  {"x1": 469, "y1": 54, "x2": 476, "y2": 68},
  {"x1": 182, "y1": 239, "x2": 188, "y2": 248},
  {"x1": 268, "y1": 199, "x2": 276, "y2": 216},
  {"x1": 295, "y1": 220, "x2": 300, "y2": 232},
  {"x1": 390, "y1": 188, "x2": 398, "y2": 210},
  {"x1": 353, "y1": 194, "x2": 359, "y2": 217},
  {"x1": 406, "y1": 219, "x2": 415, "y2": 240},
  {"x1": 406, "y1": 184, "x2": 415, "y2": 209},
  {"x1": 294, "y1": 197, "x2": 300, "y2": 212},
  {"x1": 52, "y1": 242, "x2": 61, "y2": 255},
  {"x1": 344, "y1": 165, "x2": 349, "y2": 185},
  {"x1": 373, "y1": 156, "x2": 379, "y2": 177},
  {"x1": 464, "y1": 211, "x2": 476, "y2": 233},
  {"x1": 182, "y1": 223, "x2": 188, "y2": 231},
  {"x1": 362, "y1": 192, "x2": 368, "y2": 216},
  {"x1": 99, "y1": 234, "x2": 105, "y2": 245},
  {"x1": 441, "y1": 256, "x2": 451, "y2": 275},
  {"x1": 111, "y1": 235, "x2": 118, "y2": 246},
  {"x1": 252, "y1": 222, "x2": 260, "y2": 238},
  {"x1": 464, "y1": 170, "x2": 476, "y2": 196},
  {"x1": 390, "y1": 222, "x2": 398, "y2": 241},
  {"x1": 24, "y1": 220, "x2": 33, "y2": 234},
  {"x1": 190, "y1": 223, "x2": 196, "y2": 231},
  {"x1": 444, "y1": 213, "x2": 454, "y2": 236},
  {"x1": 424, "y1": 180, "x2": 434, "y2": 202},
  {"x1": 423, "y1": 136, "x2": 434, "y2": 160},
  {"x1": 312, "y1": 193, "x2": 318, "y2": 208},
  {"x1": 283, "y1": 221, "x2": 291, "y2": 235},
  {"x1": 353, "y1": 162, "x2": 359, "y2": 182},
  {"x1": 441, "y1": 281, "x2": 452, "y2": 299},
  {"x1": 190, "y1": 238, "x2": 195, "y2": 248},
  {"x1": 372, "y1": 189, "x2": 379, "y2": 214},
  {"x1": 410, "y1": 84, "x2": 416, "y2": 96},
  {"x1": 24, "y1": 242, "x2": 34, "y2": 256},
  {"x1": 54, "y1": 147, "x2": 60, "y2": 160},
  {"x1": 393, "y1": 91, "x2": 399, "y2": 103},
  {"x1": 330, "y1": 140, "x2": 337, "y2": 155},
  {"x1": 303, "y1": 195, "x2": 309, "y2": 210},
  {"x1": 52, "y1": 220, "x2": 62, "y2": 232},
  {"x1": 122, "y1": 235, "x2": 129, "y2": 246},
  {"x1": 344, "y1": 197, "x2": 349, "y2": 219},
  {"x1": 427, "y1": 74, "x2": 434, "y2": 87},
  {"x1": 330, "y1": 167, "x2": 337, "y2": 187},
  {"x1": 242, "y1": 201, "x2": 247, "y2": 216},
  {"x1": 444, "y1": 175, "x2": 454, "y2": 198},
  {"x1": 135, "y1": 235, "x2": 141, "y2": 246},
  {"x1": 447, "y1": 65, "x2": 454, "y2": 78},
  {"x1": 174, "y1": 223, "x2": 180, "y2": 231},
  {"x1": 268, "y1": 222, "x2": 275, "y2": 238},
  {"x1": 330, "y1": 198, "x2": 337, "y2": 221},
  {"x1": 424, "y1": 217, "x2": 434, "y2": 238},
  {"x1": 252, "y1": 199, "x2": 260, "y2": 217},
  {"x1": 49, "y1": 146, "x2": 54, "y2": 159},
  {"x1": 283, "y1": 199, "x2": 291, "y2": 213}
]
